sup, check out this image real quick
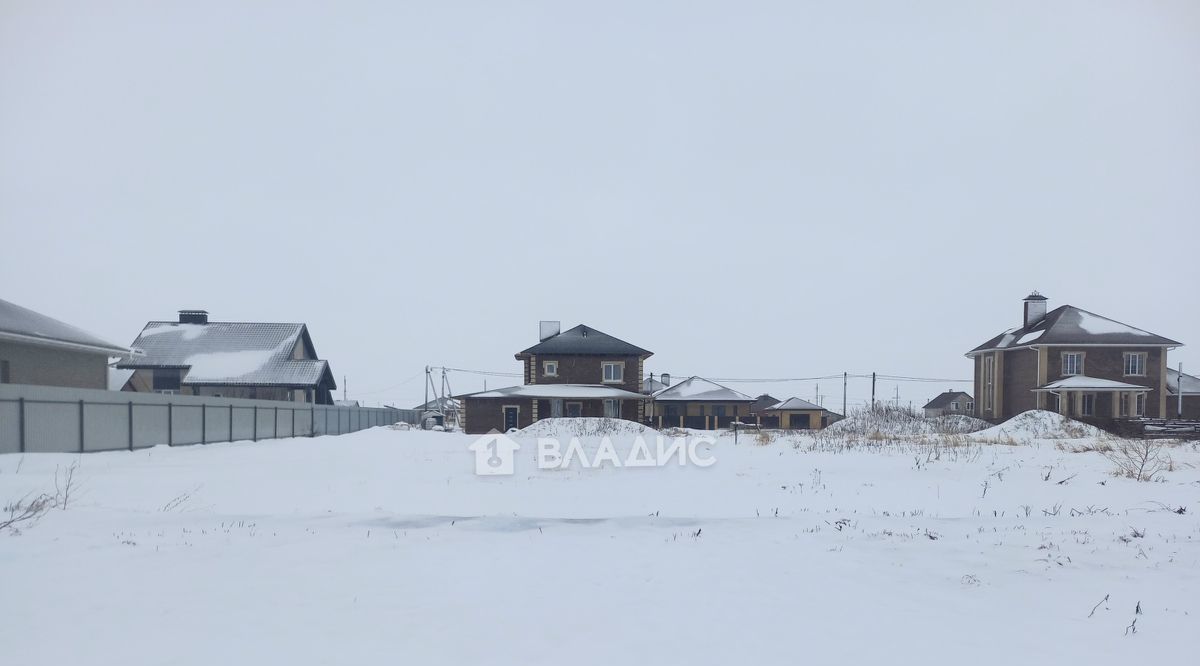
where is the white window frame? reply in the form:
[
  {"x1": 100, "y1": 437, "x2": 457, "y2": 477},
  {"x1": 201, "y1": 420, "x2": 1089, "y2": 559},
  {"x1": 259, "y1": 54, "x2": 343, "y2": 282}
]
[
  {"x1": 543, "y1": 360, "x2": 559, "y2": 378},
  {"x1": 601, "y1": 361, "x2": 624, "y2": 384},
  {"x1": 1123, "y1": 352, "x2": 1146, "y2": 377},
  {"x1": 982, "y1": 356, "x2": 995, "y2": 411},
  {"x1": 1062, "y1": 352, "x2": 1083, "y2": 376},
  {"x1": 550, "y1": 399, "x2": 563, "y2": 418},
  {"x1": 603, "y1": 399, "x2": 620, "y2": 418},
  {"x1": 1135, "y1": 393, "x2": 1146, "y2": 417},
  {"x1": 965, "y1": 401, "x2": 974, "y2": 413},
  {"x1": 1081, "y1": 393, "x2": 1095, "y2": 417},
  {"x1": 565, "y1": 401, "x2": 583, "y2": 417},
  {"x1": 950, "y1": 401, "x2": 959, "y2": 411}
]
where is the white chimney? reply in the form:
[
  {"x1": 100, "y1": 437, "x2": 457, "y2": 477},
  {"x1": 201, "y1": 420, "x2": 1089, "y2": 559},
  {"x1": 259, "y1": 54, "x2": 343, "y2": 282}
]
[
  {"x1": 661, "y1": 373, "x2": 671, "y2": 387},
  {"x1": 1023, "y1": 291, "x2": 1047, "y2": 328},
  {"x1": 539, "y1": 320, "x2": 561, "y2": 342}
]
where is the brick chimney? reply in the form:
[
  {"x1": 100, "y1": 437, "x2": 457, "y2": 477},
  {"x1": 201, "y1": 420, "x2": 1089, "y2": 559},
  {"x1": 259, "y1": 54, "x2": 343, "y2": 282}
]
[
  {"x1": 179, "y1": 309, "x2": 209, "y2": 324},
  {"x1": 1022, "y1": 292, "x2": 1047, "y2": 328}
]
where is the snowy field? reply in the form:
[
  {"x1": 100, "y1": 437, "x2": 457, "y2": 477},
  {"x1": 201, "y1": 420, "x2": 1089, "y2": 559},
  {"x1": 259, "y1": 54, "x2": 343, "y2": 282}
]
[{"x1": 2, "y1": 415, "x2": 1198, "y2": 664}]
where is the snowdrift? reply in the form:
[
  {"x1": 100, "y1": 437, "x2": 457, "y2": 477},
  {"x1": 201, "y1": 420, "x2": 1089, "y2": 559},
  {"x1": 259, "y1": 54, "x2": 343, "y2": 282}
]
[
  {"x1": 969, "y1": 410, "x2": 1107, "y2": 442},
  {"x1": 517, "y1": 417, "x2": 659, "y2": 438},
  {"x1": 820, "y1": 407, "x2": 990, "y2": 439}
]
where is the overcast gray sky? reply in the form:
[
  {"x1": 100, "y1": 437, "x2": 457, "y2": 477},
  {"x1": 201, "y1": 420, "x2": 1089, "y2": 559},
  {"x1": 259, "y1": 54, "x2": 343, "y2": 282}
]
[{"x1": 2, "y1": 1, "x2": 1198, "y2": 409}]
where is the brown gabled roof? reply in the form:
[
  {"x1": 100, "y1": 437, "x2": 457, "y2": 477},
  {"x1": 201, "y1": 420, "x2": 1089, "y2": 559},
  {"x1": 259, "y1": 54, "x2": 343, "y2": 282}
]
[{"x1": 968, "y1": 305, "x2": 1180, "y2": 356}]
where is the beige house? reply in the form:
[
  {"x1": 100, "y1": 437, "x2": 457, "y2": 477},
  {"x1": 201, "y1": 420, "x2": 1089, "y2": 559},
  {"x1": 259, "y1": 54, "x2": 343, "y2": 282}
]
[
  {"x1": 648, "y1": 376, "x2": 755, "y2": 430},
  {"x1": 0, "y1": 297, "x2": 130, "y2": 389},
  {"x1": 761, "y1": 397, "x2": 834, "y2": 430}
]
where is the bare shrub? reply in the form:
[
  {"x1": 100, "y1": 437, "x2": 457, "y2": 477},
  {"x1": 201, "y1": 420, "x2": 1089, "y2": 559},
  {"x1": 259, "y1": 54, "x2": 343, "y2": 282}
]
[
  {"x1": 1, "y1": 493, "x2": 55, "y2": 535},
  {"x1": 1104, "y1": 439, "x2": 1171, "y2": 482}
]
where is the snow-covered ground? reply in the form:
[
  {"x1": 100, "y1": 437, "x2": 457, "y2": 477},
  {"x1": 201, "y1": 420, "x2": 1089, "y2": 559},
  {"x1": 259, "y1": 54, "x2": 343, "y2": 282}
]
[{"x1": 1, "y1": 418, "x2": 1198, "y2": 664}]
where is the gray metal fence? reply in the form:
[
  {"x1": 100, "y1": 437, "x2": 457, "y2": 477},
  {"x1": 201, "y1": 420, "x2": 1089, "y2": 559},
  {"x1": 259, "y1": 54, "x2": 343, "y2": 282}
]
[{"x1": 0, "y1": 383, "x2": 420, "y2": 454}]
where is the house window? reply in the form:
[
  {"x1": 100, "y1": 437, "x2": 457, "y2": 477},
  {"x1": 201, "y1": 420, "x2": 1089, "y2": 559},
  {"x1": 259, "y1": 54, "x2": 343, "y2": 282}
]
[
  {"x1": 152, "y1": 369, "x2": 181, "y2": 392},
  {"x1": 1119, "y1": 393, "x2": 1130, "y2": 417},
  {"x1": 543, "y1": 361, "x2": 559, "y2": 378},
  {"x1": 0, "y1": 359, "x2": 9, "y2": 384},
  {"x1": 1123, "y1": 352, "x2": 1146, "y2": 376},
  {"x1": 602, "y1": 362, "x2": 624, "y2": 383},
  {"x1": 1081, "y1": 394, "x2": 1095, "y2": 417},
  {"x1": 565, "y1": 402, "x2": 583, "y2": 418},
  {"x1": 950, "y1": 401, "x2": 959, "y2": 411},
  {"x1": 965, "y1": 401, "x2": 974, "y2": 413},
  {"x1": 982, "y1": 356, "x2": 995, "y2": 411},
  {"x1": 1061, "y1": 352, "x2": 1083, "y2": 376},
  {"x1": 550, "y1": 399, "x2": 563, "y2": 418},
  {"x1": 1135, "y1": 393, "x2": 1146, "y2": 417},
  {"x1": 604, "y1": 399, "x2": 620, "y2": 418},
  {"x1": 695, "y1": 404, "x2": 705, "y2": 416}
]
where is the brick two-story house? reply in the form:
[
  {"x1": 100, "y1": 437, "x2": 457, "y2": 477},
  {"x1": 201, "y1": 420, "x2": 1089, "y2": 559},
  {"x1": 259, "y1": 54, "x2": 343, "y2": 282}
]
[
  {"x1": 458, "y1": 322, "x2": 651, "y2": 434},
  {"x1": 966, "y1": 293, "x2": 1182, "y2": 424}
]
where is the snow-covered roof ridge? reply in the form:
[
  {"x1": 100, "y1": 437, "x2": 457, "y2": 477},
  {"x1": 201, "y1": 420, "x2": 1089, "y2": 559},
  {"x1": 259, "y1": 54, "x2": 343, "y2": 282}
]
[
  {"x1": 0, "y1": 297, "x2": 131, "y2": 356},
  {"x1": 1034, "y1": 375, "x2": 1151, "y2": 392},
  {"x1": 968, "y1": 305, "x2": 1180, "y2": 356},
  {"x1": 118, "y1": 320, "x2": 334, "y2": 388},
  {"x1": 764, "y1": 397, "x2": 825, "y2": 411},
  {"x1": 652, "y1": 376, "x2": 754, "y2": 402}
]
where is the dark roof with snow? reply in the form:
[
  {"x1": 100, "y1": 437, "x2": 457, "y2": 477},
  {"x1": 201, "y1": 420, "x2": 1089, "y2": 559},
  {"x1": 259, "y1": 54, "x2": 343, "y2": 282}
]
[
  {"x1": 517, "y1": 324, "x2": 651, "y2": 357},
  {"x1": 1167, "y1": 368, "x2": 1200, "y2": 396},
  {"x1": 118, "y1": 320, "x2": 335, "y2": 388},
  {"x1": 922, "y1": 391, "x2": 973, "y2": 409},
  {"x1": 749, "y1": 394, "x2": 781, "y2": 414},
  {"x1": 0, "y1": 297, "x2": 130, "y2": 355},
  {"x1": 968, "y1": 305, "x2": 1180, "y2": 355},
  {"x1": 652, "y1": 376, "x2": 753, "y2": 403},
  {"x1": 642, "y1": 376, "x2": 667, "y2": 394}
]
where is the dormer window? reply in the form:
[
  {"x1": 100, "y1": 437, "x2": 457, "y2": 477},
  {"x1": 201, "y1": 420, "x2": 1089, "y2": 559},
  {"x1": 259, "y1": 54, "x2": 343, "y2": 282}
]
[
  {"x1": 543, "y1": 360, "x2": 558, "y2": 378},
  {"x1": 602, "y1": 361, "x2": 624, "y2": 383}
]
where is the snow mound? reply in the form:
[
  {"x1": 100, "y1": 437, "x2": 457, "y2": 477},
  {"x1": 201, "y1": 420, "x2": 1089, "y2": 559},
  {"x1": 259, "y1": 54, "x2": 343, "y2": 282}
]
[
  {"x1": 969, "y1": 410, "x2": 1107, "y2": 442},
  {"x1": 821, "y1": 407, "x2": 990, "y2": 438},
  {"x1": 518, "y1": 417, "x2": 659, "y2": 438}
]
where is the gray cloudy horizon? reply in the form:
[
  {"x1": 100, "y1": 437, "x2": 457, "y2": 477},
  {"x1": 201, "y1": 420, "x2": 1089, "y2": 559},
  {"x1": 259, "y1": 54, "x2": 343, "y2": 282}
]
[{"x1": 2, "y1": 1, "x2": 1197, "y2": 409}]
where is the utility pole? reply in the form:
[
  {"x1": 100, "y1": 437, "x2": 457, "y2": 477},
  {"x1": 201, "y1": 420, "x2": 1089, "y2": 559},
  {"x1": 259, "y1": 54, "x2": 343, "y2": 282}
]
[
  {"x1": 893, "y1": 385, "x2": 900, "y2": 408},
  {"x1": 423, "y1": 366, "x2": 429, "y2": 411},
  {"x1": 842, "y1": 372, "x2": 847, "y2": 416},
  {"x1": 815, "y1": 384, "x2": 819, "y2": 403},
  {"x1": 871, "y1": 372, "x2": 877, "y2": 411},
  {"x1": 343, "y1": 375, "x2": 347, "y2": 402},
  {"x1": 1179, "y1": 362, "x2": 1184, "y2": 419}
]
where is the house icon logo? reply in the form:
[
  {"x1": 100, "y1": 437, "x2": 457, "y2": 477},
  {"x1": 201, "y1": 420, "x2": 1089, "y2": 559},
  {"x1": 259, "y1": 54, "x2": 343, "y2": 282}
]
[{"x1": 468, "y1": 430, "x2": 521, "y2": 476}]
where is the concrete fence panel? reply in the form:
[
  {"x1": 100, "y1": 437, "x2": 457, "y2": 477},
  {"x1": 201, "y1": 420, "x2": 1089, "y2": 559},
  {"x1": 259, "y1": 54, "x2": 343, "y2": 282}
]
[
  {"x1": 172, "y1": 405, "x2": 204, "y2": 446},
  {"x1": 232, "y1": 406, "x2": 256, "y2": 441}
]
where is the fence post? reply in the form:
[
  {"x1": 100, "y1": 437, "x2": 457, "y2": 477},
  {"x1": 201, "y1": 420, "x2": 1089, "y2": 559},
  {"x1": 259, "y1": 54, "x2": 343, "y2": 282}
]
[
  {"x1": 274, "y1": 406, "x2": 279, "y2": 438},
  {"x1": 312, "y1": 405, "x2": 317, "y2": 437},
  {"x1": 168, "y1": 403, "x2": 174, "y2": 446},
  {"x1": 128, "y1": 401, "x2": 134, "y2": 451},
  {"x1": 79, "y1": 399, "x2": 85, "y2": 453},
  {"x1": 230, "y1": 404, "x2": 234, "y2": 442},
  {"x1": 253, "y1": 405, "x2": 258, "y2": 441},
  {"x1": 201, "y1": 404, "x2": 207, "y2": 444},
  {"x1": 17, "y1": 397, "x2": 25, "y2": 453},
  {"x1": 291, "y1": 408, "x2": 296, "y2": 437}
]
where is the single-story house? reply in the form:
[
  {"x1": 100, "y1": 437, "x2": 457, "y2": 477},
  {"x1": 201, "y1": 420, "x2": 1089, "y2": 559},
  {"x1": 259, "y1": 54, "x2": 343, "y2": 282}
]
[
  {"x1": 922, "y1": 391, "x2": 974, "y2": 418},
  {"x1": 0, "y1": 297, "x2": 131, "y2": 389},
  {"x1": 117, "y1": 309, "x2": 337, "y2": 404},
  {"x1": 648, "y1": 376, "x2": 755, "y2": 430},
  {"x1": 761, "y1": 397, "x2": 835, "y2": 430}
]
